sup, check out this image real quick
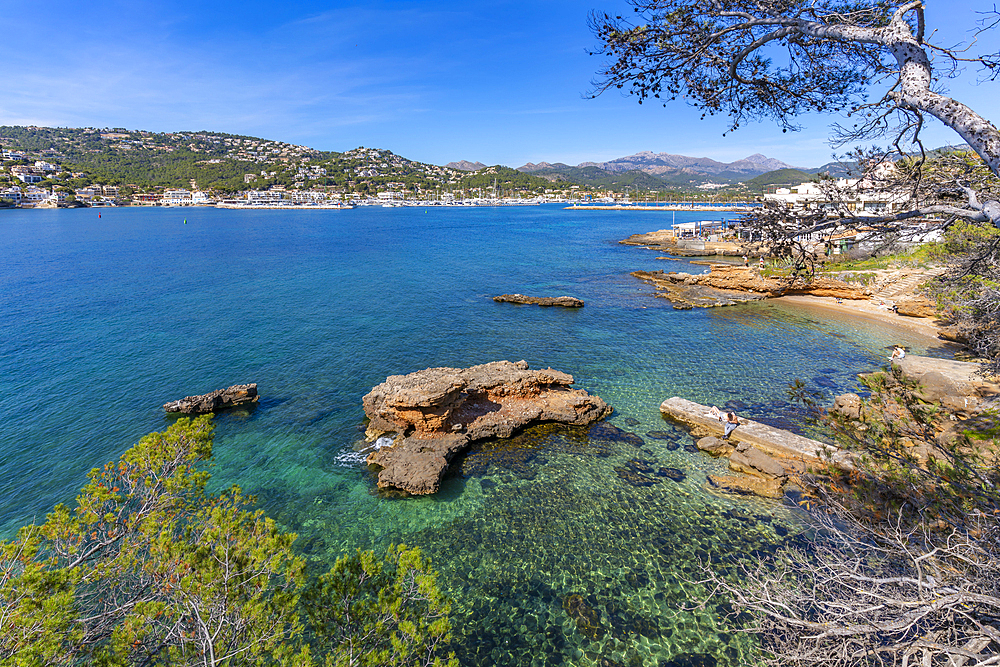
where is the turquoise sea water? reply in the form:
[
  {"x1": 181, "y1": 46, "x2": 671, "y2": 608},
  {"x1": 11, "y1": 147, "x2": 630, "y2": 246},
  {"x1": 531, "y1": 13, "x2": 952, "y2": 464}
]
[{"x1": 0, "y1": 205, "x2": 953, "y2": 666}]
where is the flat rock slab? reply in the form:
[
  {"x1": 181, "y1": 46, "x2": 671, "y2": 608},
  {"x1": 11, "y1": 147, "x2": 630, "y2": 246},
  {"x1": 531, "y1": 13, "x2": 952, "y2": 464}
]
[
  {"x1": 895, "y1": 355, "x2": 999, "y2": 396},
  {"x1": 363, "y1": 361, "x2": 610, "y2": 495},
  {"x1": 494, "y1": 294, "x2": 584, "y2": 308},
  {"x1": 660, "y1": 396, "x2": 852, "y2": 471},
  {"x1": 164, "y1": 383, "x2": 258, "y2": 414}
]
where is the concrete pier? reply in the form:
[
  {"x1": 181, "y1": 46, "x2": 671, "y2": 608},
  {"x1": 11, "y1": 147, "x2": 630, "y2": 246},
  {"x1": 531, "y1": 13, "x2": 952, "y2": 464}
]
[{"x1": 660, "y1": 397, "x2": 853, "y2": 471}]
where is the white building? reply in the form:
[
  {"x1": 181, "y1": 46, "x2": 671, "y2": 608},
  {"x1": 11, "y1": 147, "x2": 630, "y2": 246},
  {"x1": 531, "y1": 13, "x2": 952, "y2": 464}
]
[
  {"x1": 286, "y1": 190, "x2": 329, "y2": 203},
  {"x1": 161, "y1": 189, "x2": 193, "y2": 205},
  {"x1": 0, "y1": 186, "x2": 22, "y2": 206},
  {"x1": 21, "y1": 187, "x2": 51, "y2": 204},
  {"x1": 246, "y1": 190, "x2": 284, "y2": 202},
  {"x1": 12, "y1": 167, "x2": 42, "y2": 184},
  {"x1": 763, "y1": 178, "x2": 911, "y2": 215}
]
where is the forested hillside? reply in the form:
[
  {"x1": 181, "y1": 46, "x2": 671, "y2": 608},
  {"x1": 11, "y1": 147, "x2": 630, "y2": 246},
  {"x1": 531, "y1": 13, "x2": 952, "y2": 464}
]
[{"x1": 0, "y1": 126, "x2": 554, "y2": 197}]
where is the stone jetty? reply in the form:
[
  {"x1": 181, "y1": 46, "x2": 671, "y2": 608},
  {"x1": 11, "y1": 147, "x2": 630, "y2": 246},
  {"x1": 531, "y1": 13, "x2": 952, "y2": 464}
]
[
  {"x1": 659, "y1": 397, "x2": 851, "y2": 498},
  {"x1": 363, "y1": 361, "x2": 610, "y2": 495},
  {"x1": 163, "y1": 383, "x2": 258, "y2": 414}
]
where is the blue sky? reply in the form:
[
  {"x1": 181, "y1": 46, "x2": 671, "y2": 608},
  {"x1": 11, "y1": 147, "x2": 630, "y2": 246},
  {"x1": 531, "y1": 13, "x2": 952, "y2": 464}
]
[{"x1": 2, "y1": 0, "x2": 997, "y2": 169}]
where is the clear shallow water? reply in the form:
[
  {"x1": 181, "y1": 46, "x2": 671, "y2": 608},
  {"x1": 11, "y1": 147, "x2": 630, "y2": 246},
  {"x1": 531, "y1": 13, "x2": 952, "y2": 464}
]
[{"x1": 0, "y1": 205, "x2": 951, "y2": 666}]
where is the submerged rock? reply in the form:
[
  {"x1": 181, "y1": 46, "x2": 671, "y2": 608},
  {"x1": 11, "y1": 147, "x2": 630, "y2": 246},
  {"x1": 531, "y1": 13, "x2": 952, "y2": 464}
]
[
  {"x1": 588, "y1": 422, "x2": 646, "y2": 446},
  {"x1": 657, "y1": 467, "x2": 686, "y2": 482},
  {"x1": 163, "y1": 383, "x2": 258, "y2": 414},
  {"x1": 563, "y1": 594, "x2": 605, "y2": 640},
  {"x1": 493, "y1": 294, "x2": 584, "y2": 307},
  {"x1": 363, "y1": 360, "x2": 610, "y2": 495}
]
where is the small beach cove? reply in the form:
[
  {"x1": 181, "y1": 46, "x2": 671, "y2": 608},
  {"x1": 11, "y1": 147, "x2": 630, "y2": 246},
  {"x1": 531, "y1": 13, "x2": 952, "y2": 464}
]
[{"x1": 0, "y1": 205, "x2": 962, "y2": 667}]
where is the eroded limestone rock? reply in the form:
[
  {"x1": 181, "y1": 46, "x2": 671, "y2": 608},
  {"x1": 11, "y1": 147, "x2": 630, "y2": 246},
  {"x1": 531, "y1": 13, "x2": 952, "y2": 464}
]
[
  {"x1": 831, "y1": 393, "x2": 862, "y2": 420},
  {"x1": 363, "y1": 361, "x2": 610, "y2": 495},
  {"x1": 163, "y1": 383, "x2": 258, "y2": 414},
  {"x1": 895, "y1": 296, "x2": 937, "y2": 318}
]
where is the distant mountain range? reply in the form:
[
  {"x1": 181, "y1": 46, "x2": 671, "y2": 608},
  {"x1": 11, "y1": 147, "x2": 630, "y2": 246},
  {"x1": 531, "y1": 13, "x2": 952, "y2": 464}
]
[
  {"x1": 578, "y1": 151, "x2": 794, "y2": 176},
  {"x1": 445, "y1": 160, "x2": 487, "y2": 171},
  {"x1": 447, "y1": 151, "x2": 799, "y2": 181},
  {"x1": 461, "y1": 150, "x2": 804, "y2": 189}
]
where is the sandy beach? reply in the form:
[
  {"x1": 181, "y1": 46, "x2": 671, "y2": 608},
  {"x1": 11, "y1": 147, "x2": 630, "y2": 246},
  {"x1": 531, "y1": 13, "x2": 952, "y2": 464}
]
[{"x1": 774, "y1": 294, "x2": 946, "y2": 341}]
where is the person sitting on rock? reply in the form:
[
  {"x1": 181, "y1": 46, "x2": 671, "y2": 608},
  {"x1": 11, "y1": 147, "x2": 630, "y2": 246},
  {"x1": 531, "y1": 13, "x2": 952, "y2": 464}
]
[
  {"x1": 723, "y1": 411, "x2": 740, "y2": 439},
  {"x1": 890, "y1": 346, "x2": 906, "y2": 361}
]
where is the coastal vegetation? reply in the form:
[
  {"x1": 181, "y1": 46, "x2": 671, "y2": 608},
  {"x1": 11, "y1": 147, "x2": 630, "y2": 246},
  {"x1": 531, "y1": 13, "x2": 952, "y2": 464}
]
[
  {"x1": 0, "y1": 417, "x2": 457, "y2": 667},
  {"x1": 592, "y1": 0, "x2": 1000, "y2": 664},
  {"x1": 715, "y1": 363, "x2": 1000, "y2": 667}
]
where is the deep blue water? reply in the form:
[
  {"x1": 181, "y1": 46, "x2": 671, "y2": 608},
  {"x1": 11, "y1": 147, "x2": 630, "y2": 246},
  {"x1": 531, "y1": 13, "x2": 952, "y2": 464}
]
[{"x1": 0, "y1": 205, "x2": 951, "y2": 666}]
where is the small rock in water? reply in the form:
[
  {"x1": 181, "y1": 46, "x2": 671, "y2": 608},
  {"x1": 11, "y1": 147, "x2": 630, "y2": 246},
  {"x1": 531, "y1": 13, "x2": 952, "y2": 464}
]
[
  {"x1": 657, "y1": 467, "x2": 686, "y2": 482},
  {"x1": 493, "y1": 294, "x2": 584, "y2": 308},
  {"x1": 615, "y1": 466, "x2": 661, "y2": 487}
]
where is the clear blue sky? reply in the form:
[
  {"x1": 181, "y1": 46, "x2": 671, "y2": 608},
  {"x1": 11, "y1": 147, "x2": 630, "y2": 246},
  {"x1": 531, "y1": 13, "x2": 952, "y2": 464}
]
[{"x1": 2, "y1": 0, "x2": 996, "y2": 169}]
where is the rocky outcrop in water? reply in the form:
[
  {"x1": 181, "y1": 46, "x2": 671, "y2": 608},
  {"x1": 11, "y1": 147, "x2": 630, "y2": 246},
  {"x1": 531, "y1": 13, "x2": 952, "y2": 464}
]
[
  {"x1": 632, "y1": 266, "x2": 865, "y2": 308},
  {"x1": 494, "y1": 294, "x2": 584, "y2": 307},
  {"x1": 163, "y1": 383, "x2": 258, "y2": 414},
  {"x1": 363, "y1": 361, "x2": 610, "y2": 495}
]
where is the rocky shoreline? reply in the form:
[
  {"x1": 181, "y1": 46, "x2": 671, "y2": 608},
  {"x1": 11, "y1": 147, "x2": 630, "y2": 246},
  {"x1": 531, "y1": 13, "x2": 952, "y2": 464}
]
[
  {"x1": 616, "y1": 227, "x2": 1000, "y2": 499},
  {"x1": 631, "y1": 265, "x2": 866, "y2": 309}
]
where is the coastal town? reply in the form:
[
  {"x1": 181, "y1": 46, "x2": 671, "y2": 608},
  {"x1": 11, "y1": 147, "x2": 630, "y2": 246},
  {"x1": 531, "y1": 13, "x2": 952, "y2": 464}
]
[{"x1": 0, "y1": 127, "x2": 640, "y2": 208}]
